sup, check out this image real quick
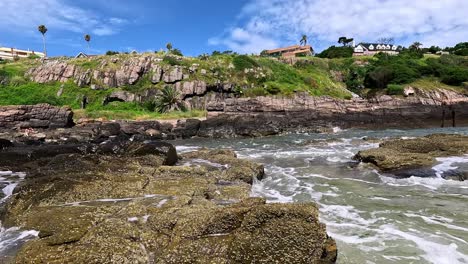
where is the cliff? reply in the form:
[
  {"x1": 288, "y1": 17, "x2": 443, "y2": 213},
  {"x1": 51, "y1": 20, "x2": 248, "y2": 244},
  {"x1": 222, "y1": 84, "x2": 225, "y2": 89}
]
[{"x1": 199, "y1": 88, "x2": 468, "y2": 137}]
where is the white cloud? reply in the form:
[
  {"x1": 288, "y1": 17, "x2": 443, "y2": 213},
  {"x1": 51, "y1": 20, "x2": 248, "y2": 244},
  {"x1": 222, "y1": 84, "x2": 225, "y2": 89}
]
[
  {"x1": 209, "y1": 28, "x2": 279, "y2": 54},
  {"x1": 213, "y1": 0, "x2": 468, "y2": 53},
  {"x1": 0, "y1": 0, "x2": 127, "y2": 36}
]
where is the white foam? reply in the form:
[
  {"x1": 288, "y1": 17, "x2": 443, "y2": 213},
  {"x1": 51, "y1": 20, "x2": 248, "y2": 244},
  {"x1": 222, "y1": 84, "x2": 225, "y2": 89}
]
[
  {"x1": 433, "y1": 155, "x2": 468, "y2": 178},
  {"x1": 379, "y1": 224, "x2": 468, "y2": 264},
  {"x1": 176, "y1": 146, "x2": 200, "y2": 153},
  {"x1": 369, "y1": 197, "x2": 391, "y2": 201},
  {"x1": 404, "y1": 213, "x2": 468, "y2": 232}
]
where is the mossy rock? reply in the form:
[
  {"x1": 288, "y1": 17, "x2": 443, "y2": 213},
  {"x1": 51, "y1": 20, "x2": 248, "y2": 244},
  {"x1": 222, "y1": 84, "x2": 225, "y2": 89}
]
[{"x1": 356, "y1": 134, "x2": 468, "y2": 172}]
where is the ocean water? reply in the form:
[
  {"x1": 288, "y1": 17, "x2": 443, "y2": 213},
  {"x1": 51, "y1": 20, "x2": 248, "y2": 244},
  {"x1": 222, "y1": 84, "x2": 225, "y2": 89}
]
[
  {"x1": 175, "y1": 127, "x2": 468, "y2": 264},
  {"x1": 0, "y1": 171, "x2": 38, "y2": 262}
]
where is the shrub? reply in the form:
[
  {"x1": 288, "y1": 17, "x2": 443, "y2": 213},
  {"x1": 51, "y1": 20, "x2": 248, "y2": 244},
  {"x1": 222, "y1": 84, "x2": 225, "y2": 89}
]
[
  {"x1": 28, "y1": 54, "x2": 41, "y2": 59},
  {"x1": 163, "y1": 56, "x2": 180, "y2": 66},
  {"x1": 243, "y1": 87, "x2": 268, "y2": 97},
  {"x1": 154, "y1": 86, "x2": 186, "y2": 113},
  {"x1": 170, "y1": 49, "x2": 183, "y2": 56},
  {"x1": 441, "y1": 67, "x2": 468, "y2": 86},
  {"x1": 106, "y1": 51, "x2": 120, "y2": 55},
  {"x1": 316, "y1": 46, "x2": 353, "y2": 59},
  {"x1": 387, "y1": 84, "x2": 404, "y2": 95},
  {"x1": 10, "y1": 76, "x2": 27, "y2": 87},
  {"x1": 232, "y1": 55, "x2": 259, "y2": 71},
  {"x1": 265, "y1": 83, "x2": 281, "y2": 95},
  {"x1": 366, "y1": 66, "x2": 393, "y2": 88}
]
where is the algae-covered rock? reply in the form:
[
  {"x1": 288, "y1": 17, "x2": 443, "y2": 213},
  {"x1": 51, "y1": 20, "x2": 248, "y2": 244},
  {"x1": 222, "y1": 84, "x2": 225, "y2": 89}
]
[
  {"x1": 2, "y1": 141, "x2": 336, "y2": 263},
  {"x1": 355, "y1": 134, "x2": 468, "y2": 178}
]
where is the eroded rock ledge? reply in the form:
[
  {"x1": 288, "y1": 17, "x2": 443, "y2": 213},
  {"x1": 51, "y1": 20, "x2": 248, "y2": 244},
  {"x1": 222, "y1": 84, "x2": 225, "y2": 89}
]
[{"x1": 0, "y1": 138, "x2": 337, "y2": 263}]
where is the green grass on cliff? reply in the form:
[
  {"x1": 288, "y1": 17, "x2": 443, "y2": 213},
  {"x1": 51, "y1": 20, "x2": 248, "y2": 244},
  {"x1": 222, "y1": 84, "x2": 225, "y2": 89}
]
[{"x1": 1, "y1": 53, "x2": 466, "y2": 121}]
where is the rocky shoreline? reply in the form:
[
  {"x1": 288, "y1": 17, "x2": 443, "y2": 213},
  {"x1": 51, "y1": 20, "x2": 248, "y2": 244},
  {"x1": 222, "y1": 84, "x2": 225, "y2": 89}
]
[
  {"x1": 2, "y1": 84, "x2": 468, "y2": 141},
  {"x1": 0, "y1": 136, "x2": 337, "y2": 263}
]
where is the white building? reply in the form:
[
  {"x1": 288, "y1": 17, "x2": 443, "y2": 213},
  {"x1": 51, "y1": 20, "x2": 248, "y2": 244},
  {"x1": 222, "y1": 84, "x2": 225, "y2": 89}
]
[
  {"x1": 353, "y1": 43, "x2": 401, "y2": 56},
  {"x1": 0, "y1": 47, "x2": 45, "y2": 60}
]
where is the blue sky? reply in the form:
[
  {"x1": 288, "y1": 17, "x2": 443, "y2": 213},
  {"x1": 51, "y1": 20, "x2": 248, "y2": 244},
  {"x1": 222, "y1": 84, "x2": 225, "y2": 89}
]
[{"x1": 1, "y1": 0, "x2": 467, "y2": 57}]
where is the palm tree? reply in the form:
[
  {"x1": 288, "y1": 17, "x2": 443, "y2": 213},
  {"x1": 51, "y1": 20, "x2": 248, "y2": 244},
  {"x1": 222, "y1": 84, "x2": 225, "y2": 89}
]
[
  {"x1": 154, "y1": 86, "x2": 186, "y2": 113},
  {"x1": 410, "y1": 41, "x2": 423, "y2": 50},
  {"x1": 166, "y1": 43, "x2": 173, "y2": 52},
  {"x1": 300, "y1": 35, "x2": 308, "y2": 46},
  {"x1": 38, "y1": 25, "x2": 48, "y2": 57},
  {"x1": 84, "y1": 34, "x2": 91, "y2": 54}
]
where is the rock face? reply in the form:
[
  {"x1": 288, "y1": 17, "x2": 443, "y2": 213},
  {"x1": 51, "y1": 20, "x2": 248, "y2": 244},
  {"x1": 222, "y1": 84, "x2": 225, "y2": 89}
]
[
  {"x1": 25, "y1": 57, "x2": 240, "y2": 110},
  {"x1": 0, "y1": 104, "x2": 74, "y2": 129},
  {"x1": 200, "y1": 90, "x2": 468, "y2": 138},
  {"x1": 0, "y1": 139, "x2": 337, "y2": 263},
  {"x1": 355, "y1": 134, "x2": 468, "y2": 179}
]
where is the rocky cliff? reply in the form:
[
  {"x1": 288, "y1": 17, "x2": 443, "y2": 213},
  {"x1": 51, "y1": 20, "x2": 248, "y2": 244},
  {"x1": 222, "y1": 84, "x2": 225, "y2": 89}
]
[
  {"x1": 25, "y1": 57, "x2": 242, "y2": 109},
  {"x1": 0, "y1": 104, "x2": 73, "y2": 129},
  {"x1": 200, "y1": 88, "x2": 468, "y2": 137}
]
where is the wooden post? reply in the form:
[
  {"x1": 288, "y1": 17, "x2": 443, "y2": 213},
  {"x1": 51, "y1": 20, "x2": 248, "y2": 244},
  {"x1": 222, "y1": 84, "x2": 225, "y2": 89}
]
[
  {"x1": 452, "y1": 110, "x2": 456, "y2": 127},
  {"x1": 441, "y1": 109, "x2": 445, "y2": 128}
]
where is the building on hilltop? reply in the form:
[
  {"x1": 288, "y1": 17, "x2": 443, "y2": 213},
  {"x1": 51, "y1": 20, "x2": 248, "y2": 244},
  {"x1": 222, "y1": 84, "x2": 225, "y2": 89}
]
[
  {"x1": 0, "y1": 47, "x2": 45, "y2": 60},
  {"x1": 265, "y1": 45, "x2": 314, "y2": 58},
  {"x1": 353, "y1": 43, "x2": 402, "y2": 56},
  {"x1": 75, "y1": 52, "x2": 98, "y2": 58}
]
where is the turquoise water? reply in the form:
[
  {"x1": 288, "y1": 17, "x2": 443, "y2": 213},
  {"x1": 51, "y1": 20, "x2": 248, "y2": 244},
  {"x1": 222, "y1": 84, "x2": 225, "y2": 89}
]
[{"x1": 175, "y1": 127, "x2": 468, "y2": 264}]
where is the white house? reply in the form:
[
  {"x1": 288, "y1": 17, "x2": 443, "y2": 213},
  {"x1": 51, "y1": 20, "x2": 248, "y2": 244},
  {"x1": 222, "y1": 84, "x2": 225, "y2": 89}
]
[
  {"x1": 0, "y1": 47, "x2": 45, "y2": 60},
  {"x1": 353, "y1": 43, "x2": 401, "y2": 56}
]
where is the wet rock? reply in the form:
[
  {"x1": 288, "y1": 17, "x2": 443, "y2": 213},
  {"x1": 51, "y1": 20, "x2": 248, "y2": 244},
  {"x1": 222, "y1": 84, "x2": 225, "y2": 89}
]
[
  {"x1": 3, "y1": 141, "x2": 334, "y2": 263},
  {"x1": 355, "y1": 134, "x2": 468, "y2": 178},
  {"x1": 0, "y1": 138, "x2": 13, "y2": 150}
]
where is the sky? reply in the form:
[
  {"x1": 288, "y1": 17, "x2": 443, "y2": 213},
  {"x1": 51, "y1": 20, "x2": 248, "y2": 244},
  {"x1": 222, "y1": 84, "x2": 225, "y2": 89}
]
[{"x1": 1, "y1": 0, "x2": 467, "y2": 57}]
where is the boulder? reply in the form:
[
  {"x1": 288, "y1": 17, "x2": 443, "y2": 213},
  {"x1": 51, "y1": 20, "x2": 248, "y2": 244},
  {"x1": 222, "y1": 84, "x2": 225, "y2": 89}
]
[
  {"x1": 404, "y1": 86, "x2": 416, "y2": 97},
  {"x1": 355, "y1": 134, "x2": 468, "y2": 179}
]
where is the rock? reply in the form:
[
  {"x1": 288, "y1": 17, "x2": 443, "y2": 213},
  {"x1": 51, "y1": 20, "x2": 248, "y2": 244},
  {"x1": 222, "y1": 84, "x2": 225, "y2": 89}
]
[
  {"x1": 202, "y1": 90, "x2": 468, "y2": 138},
  {"x1": 151, "y1": 65, "x2": 163, "y2": 84},
  {"x1": 56, "y1": 85, "x2": 64, "y2": 97},
  {"x1": 0, "y1": 104, "x2": 74, "y2": 129},
  {"x1": 404, "y1": 86, "x2": 416, "y2": 97},
  {"x1": 173, "y1": 119, "x2": 201, "y2": 139},
  {"x1": 175, "y1": 81, "x2": 207, "y2": 99},
  {"x1": 0, "y1": 138, "x2": 13, "y2": 149},
  {"x1": 127, "y1": 141, "x2": 178, "y2": 165},
  {"x1": 104, "y1": 91, "x2": 136, "y2": 104},
  {"x1": 355, "y1": 134, "x2": 468, "y2": 178},
  {"x1": 163, "y1": 66, "x2": 184, "y2": 83},
  {"x1": 4, "y1": 141, "x2": 335, "y2": 264}
]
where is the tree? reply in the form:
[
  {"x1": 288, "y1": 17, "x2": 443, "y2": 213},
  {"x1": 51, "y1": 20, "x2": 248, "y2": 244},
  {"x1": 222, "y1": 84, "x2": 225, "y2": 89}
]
[
  {"x1": 300, "y1": 35, "x2": 308, "y2": 46},
  {"x1": 409, "y1": 42, "x2": 423, "y2": 51},
  {"x1": 338, "y1": 37, "x2": 354, "y2": 47},
  {"x1": 154, "y1": 86, "x2": 187, "y2": 113},
  {"x1": 338, "y1": 37, "x2": 347, "y2": 46},
  {"x1": 38, "y1": 25, "x2": 48, "y2": 57},
  {"x1": 84, "y1": 34, "x2": 91, "y2": 54},
  {"x1": 166, "y1": 43, "x2": 173, "y2": 51}
]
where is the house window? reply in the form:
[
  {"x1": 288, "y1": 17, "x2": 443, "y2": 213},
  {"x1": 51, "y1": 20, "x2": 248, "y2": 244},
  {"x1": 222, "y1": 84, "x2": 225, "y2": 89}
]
[{"x1": 369, "y1": 45, "x2": 374, "y2": 50}]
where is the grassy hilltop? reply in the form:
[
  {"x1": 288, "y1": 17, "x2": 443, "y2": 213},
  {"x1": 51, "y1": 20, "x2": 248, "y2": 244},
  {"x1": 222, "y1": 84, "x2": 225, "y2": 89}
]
[{"x1": 0, "y1": 50, "x2": 467, "y2": 120}]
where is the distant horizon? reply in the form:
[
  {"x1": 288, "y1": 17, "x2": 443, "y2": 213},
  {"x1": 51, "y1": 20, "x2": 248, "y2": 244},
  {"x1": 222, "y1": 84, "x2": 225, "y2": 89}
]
[{"x1": 1, "y1": 0, "x2": 467, "y2": 57}]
